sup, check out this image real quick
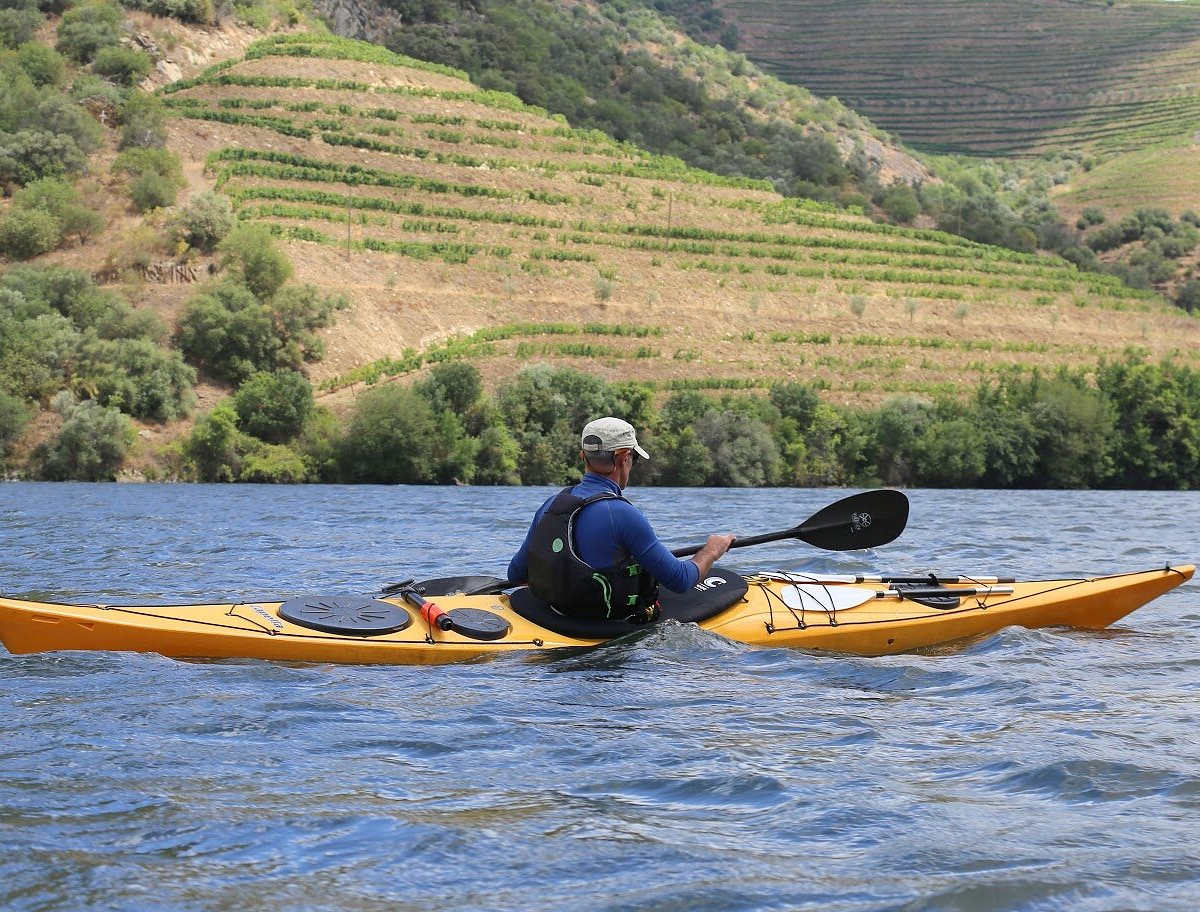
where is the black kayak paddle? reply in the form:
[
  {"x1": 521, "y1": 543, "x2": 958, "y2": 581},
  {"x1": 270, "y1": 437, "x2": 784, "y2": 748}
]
[{"x1": 670, "y1": 488, "x2": 909, "y2": 557}]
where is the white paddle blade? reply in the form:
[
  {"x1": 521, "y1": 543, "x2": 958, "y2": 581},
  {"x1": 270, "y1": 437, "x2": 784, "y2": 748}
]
[{"x1": 781, "y1": 584, "x2": 878, "y2": 613}]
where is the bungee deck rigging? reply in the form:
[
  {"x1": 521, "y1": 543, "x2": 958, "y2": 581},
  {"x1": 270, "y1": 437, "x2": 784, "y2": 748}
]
[{"x1": 0, "y1": 564, "x2": 1191, "y2": 665}]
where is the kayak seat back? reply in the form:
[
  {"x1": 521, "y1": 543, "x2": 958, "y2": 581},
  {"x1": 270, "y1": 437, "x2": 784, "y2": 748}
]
[{"x1": 509, "y1": 568, "x2": 749, "y2": 639}]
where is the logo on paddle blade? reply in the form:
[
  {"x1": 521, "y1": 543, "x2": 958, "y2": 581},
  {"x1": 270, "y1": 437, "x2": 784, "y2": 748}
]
[{"x1": 851, "y1": 511, "x2": 872, "y2": 532}]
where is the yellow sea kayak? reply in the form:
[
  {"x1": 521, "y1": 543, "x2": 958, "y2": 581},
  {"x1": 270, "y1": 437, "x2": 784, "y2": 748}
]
[{"x1": 0, "y1": 565, "x2": 1191, "y2": 665}]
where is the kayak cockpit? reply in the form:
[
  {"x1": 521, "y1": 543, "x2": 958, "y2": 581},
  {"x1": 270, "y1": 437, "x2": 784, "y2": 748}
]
[{"x1": 507, "y1": 567, "x2": 749, "y2": 639}]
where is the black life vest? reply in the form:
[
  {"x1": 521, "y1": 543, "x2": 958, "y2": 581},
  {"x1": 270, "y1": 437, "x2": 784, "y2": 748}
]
[{"x1": 526, "y1": 487, "x2": 659, "y2": 620}]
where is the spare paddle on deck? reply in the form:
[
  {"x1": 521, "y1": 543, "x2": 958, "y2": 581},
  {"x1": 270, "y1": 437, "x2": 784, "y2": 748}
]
[
  {"x1": 670, "y1": 489, "x2": 909, "y2": 557},
  {"x1": 393, "y1": 581, "x2": 512, "y2": 641}
]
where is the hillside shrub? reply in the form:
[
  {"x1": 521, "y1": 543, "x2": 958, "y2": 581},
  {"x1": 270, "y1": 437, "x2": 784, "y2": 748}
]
[
  {"x1": 13, "y1": 177, "x2": 104, "y2": 244},
  {"x1": 79, "y1": 336, "x2": 195, "y2": 420},
  {"x1": 15, "y1": 41, "x2": 66, "y2": 86},
  {"x1": 233, "y1": 369, "x2": 313, "y2": 442},
  {"x1": 0, "y1": 386, "x2": 30, "y2": 458},
  {"x1": 0, "y1": 6, "x2": 43, "y2": 48},
  {"x1": 0, "y1": 130, "x2": 90, "y2": 187},
  {"x1": 1176, "y1": 279, "x2": 1200, "y2": 313},
  {"x1": 269, "y1": 282, "x2": 345, "y2": 365},
  {"x1": 71, "y1": 72, "x2": 124, "y2": 115},
  {"x1": 120, "y1": 0, "x2": 213, "y2": 20},
  {"x1": 0, "y1": 263, "x2": 152, "y2": 338},
  {"x1": 879, "y1": 182, "x2": 919, "y2": 224},
  {"x1": 34, "y1": 392, "x2": 135, "y2": 480},
  {"x1": 0, "y1": 206, "x2": 61, "y2": 258},
  {"x1": 176, "y1": 275, "x2": 344, "y2": 384},
  {"x1": 238, "y1": 442, "x2": 309, "y2": 483},
  {"x1": 117, "y1": 93, "x2": 168, "y2": 149},
  {"x1": 173, "y1": 191, "x2": 235, "y2": 251},
  {"x1": 113, "y1": 147, "x2": 184, "y2": 212},
  {"x1": 129, "y1": 169, "x2": 178, "y2": 211},
  {"x1": 218, "y1": 224, "x2": 292, "y2": 299},
  {"x1": 91, "y1": 45, "x2": 151, "y2": 86},
  {"x1": 55, "y1": 0, "x2": 124, "y2": 63},
  {"x1": 175, "y1": 280, "x2": 279, "y2": 384}
]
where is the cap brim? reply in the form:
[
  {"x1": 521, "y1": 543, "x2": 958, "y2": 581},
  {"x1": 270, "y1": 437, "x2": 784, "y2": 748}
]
[{"x1": 634, "y1": 444, "x2": 650, "y2": 460}]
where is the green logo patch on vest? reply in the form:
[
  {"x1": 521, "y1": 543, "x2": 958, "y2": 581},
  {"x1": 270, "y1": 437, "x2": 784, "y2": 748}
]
[{"x1": 552, "y1": 538, "x2": 564, "y2": 553}]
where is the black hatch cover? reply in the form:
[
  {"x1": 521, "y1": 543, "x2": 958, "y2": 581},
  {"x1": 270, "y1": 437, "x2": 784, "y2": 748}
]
[{"x1": 278, "y1": 596, "x2": 413, "y2": 637}]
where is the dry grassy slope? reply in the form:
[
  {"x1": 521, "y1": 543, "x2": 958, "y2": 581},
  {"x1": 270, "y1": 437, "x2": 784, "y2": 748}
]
[{"x1": 135, "y1": 32, "x2": 1200, "y2": 414}]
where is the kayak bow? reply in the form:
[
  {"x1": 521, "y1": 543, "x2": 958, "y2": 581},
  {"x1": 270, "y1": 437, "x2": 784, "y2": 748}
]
[{"x1": 0, "y1": 564, "x2": 1191, "y2": 665}]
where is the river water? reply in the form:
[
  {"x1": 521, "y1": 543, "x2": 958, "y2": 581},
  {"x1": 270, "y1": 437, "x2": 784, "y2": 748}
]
[{"x1": 1, "y1": 483, "x2": 1197, "y2": 911}]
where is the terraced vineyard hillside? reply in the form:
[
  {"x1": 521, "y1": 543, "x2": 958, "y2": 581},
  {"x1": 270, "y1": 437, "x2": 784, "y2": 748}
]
[
  {"x1": 160, "y1": 33, "x2": 1195, "y2": 405},
  {"x1": 715, "y1": 0, "x2": 1200, "y2": 156}
]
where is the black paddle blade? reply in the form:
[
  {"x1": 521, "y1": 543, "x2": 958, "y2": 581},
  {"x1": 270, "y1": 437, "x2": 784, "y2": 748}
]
[
  {"x1": 671, "y1": 489, "x2": 909, "y2": 557},
  {"x1": 795, "y1": 489, "x2": 909, "y2": 551}
]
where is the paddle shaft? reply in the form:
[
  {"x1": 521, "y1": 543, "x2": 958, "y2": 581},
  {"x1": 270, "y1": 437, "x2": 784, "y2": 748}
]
[
  {"x1": 398, "y1": 586, "x2": 453, "y2": 631},
  {"x1": 671, "y1": 526, "x2": 794, "y2": 556},
  {"x1": 671, "y1": 489, "x2": 909, "y2": 558}
]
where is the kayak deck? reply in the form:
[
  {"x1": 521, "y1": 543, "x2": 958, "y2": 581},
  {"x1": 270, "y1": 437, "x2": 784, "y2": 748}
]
[{"x1": 0, "y1": 565, "x2": 1192, "y2": 665}]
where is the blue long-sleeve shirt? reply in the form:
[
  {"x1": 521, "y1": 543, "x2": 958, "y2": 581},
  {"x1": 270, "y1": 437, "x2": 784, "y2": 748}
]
[{"x1": 507, "y1": 473, "x2": 700, "y2": 593}]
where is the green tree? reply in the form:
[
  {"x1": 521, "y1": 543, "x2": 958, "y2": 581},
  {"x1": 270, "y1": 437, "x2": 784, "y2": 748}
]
[
  {"x1": 415, "y1": 361, "x2": 482, "y2": 415},
  {"x1": 182, "y1": 400, "x2": 242, "y2": 482},
  {"x1": 474, "y1": 423, "x2": 520, "y2": 484},
  {"x1": 34, "y1": 392, "x2": 134, "y2": 480},
  {"x1": 77, "y1": 336, "x2": 195, "y2": 421},
  {"x1": 694, "y1": 409, "x2": 779, "y2": 486},
  {"x1": 769, "y1": 381, "x2": 821, "y2": 429},
  {"x1": 268, "y1": 283, "x2": 345, "y2": 366},
  {"x1": 339, "y1": 385, "x2": 438, "y2": 483},
  {"x1": 651, "y1": 426, "x2": 714, "y2": 486},
  {"x1": 912, "y1": 414, "x2": 986, "y2": 487},
  {"x1": 879, "y1": 182, "x2": 920, "y2": 224},
  {"x1": 233, "y1": 369, "x2": 313, "y2": 443},
  {"x1": 294, "y1": 406, "x2": 342, "y2": 482},
  {"x1": 0, "y1": 7, "x2": 44, "y2": 48},
  {"x1": 1177, "y1": 279, "x2": 1200, "y2": 314},
  {"x1": 1029, "y1": 378, "x2": 1113, "y2": 488},
  {"x1": 175, "y1": 281, "x2": 280, "y2": 384},
  {"x1": 0, "y1": 130, "x2": 89, "y2": 186},
  {"x1": 1097, "y1": 358, "x2": 1200, "y2": 489},
  {"x1": 864, "y1": 396, "x2": 933, "y2": 486}
]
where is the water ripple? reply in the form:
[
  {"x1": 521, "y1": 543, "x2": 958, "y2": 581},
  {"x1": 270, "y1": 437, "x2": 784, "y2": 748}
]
[{"x1": 1, "y1": 485, "x2": 1199, "y2": 911}]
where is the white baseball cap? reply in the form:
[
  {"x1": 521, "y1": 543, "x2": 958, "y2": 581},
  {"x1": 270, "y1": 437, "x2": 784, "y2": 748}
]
[{"x1": 581, "y1": 417, "x2": 650, "y2": 460}]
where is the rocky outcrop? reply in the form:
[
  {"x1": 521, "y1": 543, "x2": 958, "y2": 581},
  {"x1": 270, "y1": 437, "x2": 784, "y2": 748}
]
[{"x1": 308, "y1": 0, "x2": 403, "y2": 43}]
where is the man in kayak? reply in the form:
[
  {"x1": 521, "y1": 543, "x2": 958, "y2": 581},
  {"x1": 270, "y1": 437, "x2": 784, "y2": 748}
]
[{"x1": 507, "y1": 416, "x2": 736, "y2": 622}]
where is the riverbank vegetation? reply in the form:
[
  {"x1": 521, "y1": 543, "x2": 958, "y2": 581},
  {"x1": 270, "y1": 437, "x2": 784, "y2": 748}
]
[{"x1": 168, "y1": 357, "x2": 1200, "y2": 490}]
